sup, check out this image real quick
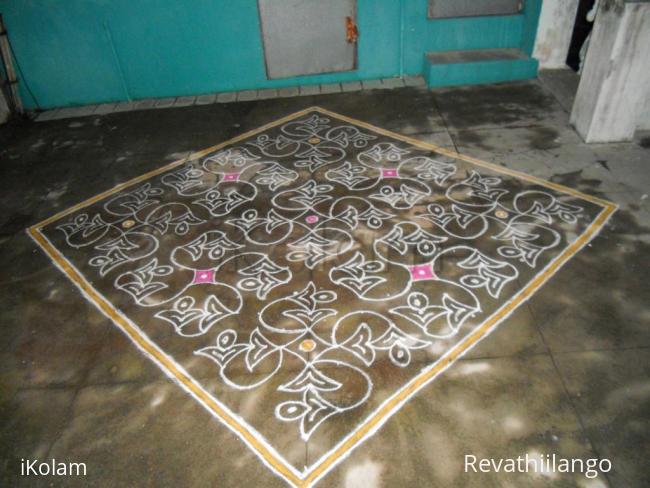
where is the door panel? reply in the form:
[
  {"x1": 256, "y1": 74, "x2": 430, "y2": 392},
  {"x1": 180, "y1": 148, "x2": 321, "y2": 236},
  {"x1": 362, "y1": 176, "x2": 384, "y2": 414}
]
[{"x1": 258, "y1": 0, "x2": 357, "y2": 79}]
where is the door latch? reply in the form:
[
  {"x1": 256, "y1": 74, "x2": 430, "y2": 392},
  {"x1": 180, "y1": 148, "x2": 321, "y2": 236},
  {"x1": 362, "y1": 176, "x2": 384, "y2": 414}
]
[{"x1": 346, "y1": 16, "x2": 358, "y2": 43}]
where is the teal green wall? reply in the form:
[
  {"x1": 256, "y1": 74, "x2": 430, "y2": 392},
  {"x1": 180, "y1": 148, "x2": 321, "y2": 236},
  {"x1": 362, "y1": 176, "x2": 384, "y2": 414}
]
[
  {"x1": 425, "y1": 57, "x2": 539, "y2": 88},
  {"x1": 0, "y1": 0, "x2": 541, "y2": 109}
]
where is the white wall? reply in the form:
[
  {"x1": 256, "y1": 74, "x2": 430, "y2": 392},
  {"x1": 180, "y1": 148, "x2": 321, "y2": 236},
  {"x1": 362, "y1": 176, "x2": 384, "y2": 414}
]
[
  {"x1": 638, "y1": 92, "x2": 650, "y2": 131},
  {"x1": 533, "y1": 0, "x2": 580, "y2": 69}
]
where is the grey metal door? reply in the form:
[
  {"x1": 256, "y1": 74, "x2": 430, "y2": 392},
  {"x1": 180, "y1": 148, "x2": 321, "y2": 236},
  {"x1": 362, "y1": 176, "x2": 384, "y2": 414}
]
[{"x1": 258, "y1": 0, "x2": 357, "y2": 79}]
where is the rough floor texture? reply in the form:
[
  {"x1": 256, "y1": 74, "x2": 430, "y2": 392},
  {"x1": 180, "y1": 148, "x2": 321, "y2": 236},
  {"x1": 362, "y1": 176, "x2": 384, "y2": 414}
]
[{"x1": 0, "y1": 80, "x2": 648, "y2": 488}]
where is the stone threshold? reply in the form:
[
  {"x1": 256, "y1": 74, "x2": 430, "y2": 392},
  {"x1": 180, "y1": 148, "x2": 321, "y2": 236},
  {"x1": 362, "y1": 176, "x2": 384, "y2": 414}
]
[{"x1": 35, "y1": 76, "x2": 425, "y2": 122}]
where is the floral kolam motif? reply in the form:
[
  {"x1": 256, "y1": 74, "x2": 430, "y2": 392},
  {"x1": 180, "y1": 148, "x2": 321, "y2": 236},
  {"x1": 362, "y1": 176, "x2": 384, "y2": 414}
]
[{"x1": 33, "y1": 108, "x2": 615, "y2": 487}]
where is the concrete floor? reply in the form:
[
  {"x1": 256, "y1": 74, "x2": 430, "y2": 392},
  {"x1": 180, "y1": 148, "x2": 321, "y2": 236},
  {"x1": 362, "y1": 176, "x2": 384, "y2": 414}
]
[{"x1": 0, "y1": 80, "x2": 648, "y2": 487}]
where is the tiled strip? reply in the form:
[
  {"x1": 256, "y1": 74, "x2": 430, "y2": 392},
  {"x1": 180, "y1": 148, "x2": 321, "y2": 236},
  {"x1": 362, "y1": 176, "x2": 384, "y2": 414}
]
[{"x1": 35, "y1": 76, "x2": 425, "y2": 122}]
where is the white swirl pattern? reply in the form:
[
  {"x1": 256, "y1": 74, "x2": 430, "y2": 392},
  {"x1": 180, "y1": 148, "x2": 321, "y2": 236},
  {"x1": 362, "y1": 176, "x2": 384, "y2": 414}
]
[{"x1": 50, "y1": 112, "x2": 595, "y2": 444}]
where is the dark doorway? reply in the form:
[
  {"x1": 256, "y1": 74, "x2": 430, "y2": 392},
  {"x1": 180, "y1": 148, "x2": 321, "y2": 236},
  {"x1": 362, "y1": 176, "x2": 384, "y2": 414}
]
[{"x1": 566, "y1": 0, "x2": 596, "y2": 71}]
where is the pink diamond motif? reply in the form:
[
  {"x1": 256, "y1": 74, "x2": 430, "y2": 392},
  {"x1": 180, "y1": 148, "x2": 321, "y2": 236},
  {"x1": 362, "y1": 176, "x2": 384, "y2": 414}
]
[
  {"x1": 193, "y1": 269, "x2": 215, "y2": 284},
  {"x1": 222, "y1": 172, "x2": 240, "y2": 182},
  {"x1": 409, "y1": 264, "x2": 436, "y2": 281},
  {"x1": 381, "y1": 168, "x2": 398, "y2": 178},
  {"x1": 31, "y1": 108, "x2": 616, "y2": 487}
]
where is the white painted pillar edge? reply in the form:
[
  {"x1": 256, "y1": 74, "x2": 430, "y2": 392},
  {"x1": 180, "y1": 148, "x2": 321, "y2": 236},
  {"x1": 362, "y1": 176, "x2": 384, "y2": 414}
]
[
  {"x1": 533, "y1": 0, "x2": 580, "y2": 69},
  {"x1": 571, "y1": 0, "x2": 650, "y2": 143}
]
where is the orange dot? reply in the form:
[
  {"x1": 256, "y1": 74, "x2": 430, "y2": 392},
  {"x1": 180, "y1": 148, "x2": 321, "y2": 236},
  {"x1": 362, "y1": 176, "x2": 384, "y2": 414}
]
[
  {"x1": 308, "y1": 137, "x2": 321, "y2": 144},
  {"x1": 495, "y1": 210, "x2": 508, "y2": 219},
  {"x1": 299, "y1": 339, "x2": 316, "y2": 352},
  {"x1": 122, "y1": 219, "x2": 135, "y2": 228}
]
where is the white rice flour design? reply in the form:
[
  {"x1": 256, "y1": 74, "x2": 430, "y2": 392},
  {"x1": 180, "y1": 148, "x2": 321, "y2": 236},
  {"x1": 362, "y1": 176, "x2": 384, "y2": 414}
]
[{"x1": 34, "y1": 108, "x2": 616, "y2": 488}]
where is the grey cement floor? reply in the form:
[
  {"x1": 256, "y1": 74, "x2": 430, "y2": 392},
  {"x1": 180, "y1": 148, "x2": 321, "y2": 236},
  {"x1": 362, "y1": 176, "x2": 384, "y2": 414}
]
[{"x1": 0, "y1": 80, "x2": 649, "y2": 487}]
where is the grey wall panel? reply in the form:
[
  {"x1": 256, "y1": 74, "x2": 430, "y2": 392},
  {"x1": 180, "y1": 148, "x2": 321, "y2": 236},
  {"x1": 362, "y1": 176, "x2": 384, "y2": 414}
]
[
  {"x1": 258, "y1": 0, "x2": 357, "y2": 79},
  {"x1": 428, "y1": 0, "x2": 523, "y2": 19}
]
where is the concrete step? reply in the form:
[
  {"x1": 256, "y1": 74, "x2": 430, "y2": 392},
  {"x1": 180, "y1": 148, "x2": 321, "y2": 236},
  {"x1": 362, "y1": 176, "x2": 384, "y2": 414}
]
[
  {"x1": 34, "y1": 76, "x2": 426, "y2": 122},
  {"x1": 423, "y1": 48, "x2": 538, "y2": 88}
]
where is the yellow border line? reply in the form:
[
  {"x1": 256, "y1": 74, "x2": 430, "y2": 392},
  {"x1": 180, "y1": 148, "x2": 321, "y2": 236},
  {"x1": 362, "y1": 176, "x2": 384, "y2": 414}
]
[
  {"x1": 35, "y1": 107, "x2": 317, "y2": 230},
  {"x1": 28, "y1": 106, "x2": 617, "y2": 488},
  {"x1": 27, "y1": 227, "x2": 303, "y2": 486},
  {"x1": 302, "y1": 203, "x2": 616, "y2": 486},
  {"x1": 311, "y1": 107, "x2": 614, "y2": 208}
]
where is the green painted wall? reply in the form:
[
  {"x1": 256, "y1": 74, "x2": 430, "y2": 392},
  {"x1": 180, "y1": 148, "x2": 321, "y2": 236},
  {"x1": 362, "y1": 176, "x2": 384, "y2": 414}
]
[{"x1": 0, "y1": 0, "x2": 541, "y2": 109}]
